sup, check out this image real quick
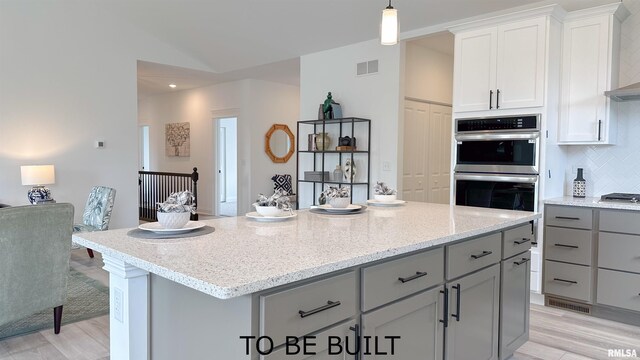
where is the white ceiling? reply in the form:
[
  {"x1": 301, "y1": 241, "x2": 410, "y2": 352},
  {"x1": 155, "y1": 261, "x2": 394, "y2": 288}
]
[
  {"x1": 409, "y1": 32, "x2": 455, "y2": 56},
  {"x1": 126, "y1": 0, "x2": 617, "y2": 96}
]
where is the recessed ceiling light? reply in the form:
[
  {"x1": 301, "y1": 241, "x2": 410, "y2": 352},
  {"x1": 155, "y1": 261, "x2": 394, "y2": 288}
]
[{"x1": 169, "y1": 84, "x2": 177, "y2": 88}]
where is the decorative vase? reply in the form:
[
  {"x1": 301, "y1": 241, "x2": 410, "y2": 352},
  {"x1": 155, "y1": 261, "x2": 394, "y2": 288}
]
[
  {"x1": 333, "y1": 165, "x2": 344, "y2": 182},
  {"x1": 573, "y1": 168, "x2": 586, "y2": 198},
  {"x1": 315, "y1": 133, "x2": 330, "y2": 151},
  {"x1": 343, "y1": 159, "x2": 356, "y2": 182},
  {"x1": 157, "y1": 211, "x2": 190, "y2": 229}
]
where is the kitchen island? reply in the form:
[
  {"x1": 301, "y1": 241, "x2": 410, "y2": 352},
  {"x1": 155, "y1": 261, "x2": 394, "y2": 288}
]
[{"x1": 73, "y1": 202, "x2": 540, "y2": 360}]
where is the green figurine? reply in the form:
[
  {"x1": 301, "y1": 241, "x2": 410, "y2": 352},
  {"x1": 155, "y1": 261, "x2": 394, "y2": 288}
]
[{"x1": 322, "y1": 92, "x2": 334, "y2": 119}]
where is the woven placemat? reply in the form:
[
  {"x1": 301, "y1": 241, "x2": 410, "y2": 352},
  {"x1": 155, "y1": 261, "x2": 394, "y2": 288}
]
[{"x1": 127, "y1": 225, "x2": 215, "y2": 239}]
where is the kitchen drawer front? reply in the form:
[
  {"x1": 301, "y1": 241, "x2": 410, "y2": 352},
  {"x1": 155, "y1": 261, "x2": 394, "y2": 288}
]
[
  {"x1": 503, "y1": 223, "x2": 534, "y2": 259},
  {"x1": 544, "y1": 227, "x2": 593, "y2": 266},
  {"x1": 260, "y1": 271, "x2": 357, "y2": 347},
  {"x1": 545, "y1": 206, "x2": 592, "y2": 230},
  {"x1": 361, "y1": 247, "x2": 444, "y2": 312},
  {"x1": 598, "y1": 232, "x2": 640, "y2": 273},
  {"x1": 447, "y1": 233, "x2": 501, "y2": 280},
  {"x1": 597, "y1": 269, "x2": 640, "y2": 312},
  {"x1": 600, "y1": 210, "x2": 640, "y2": 235},
  {"x1": 544, "y1": 260, "x2": 592, "y2": 302}
]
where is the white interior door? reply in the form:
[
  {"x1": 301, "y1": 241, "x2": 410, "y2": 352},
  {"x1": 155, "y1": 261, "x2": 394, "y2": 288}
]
[
  {"x1": 216, "y1": 117, "x2": 238, "y2": 217},
  {"x1": 218, "y1": 127, "x2": 227, "y2": 203},
  {"x1": 427, "y1": 104, "x2": 452, "y2": 204}
]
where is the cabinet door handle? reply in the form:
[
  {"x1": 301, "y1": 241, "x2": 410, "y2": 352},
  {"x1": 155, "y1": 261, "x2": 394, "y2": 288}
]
[
  {"x1": 470, "y1": 250, "x2": 492, "y2": 260},
  {"x1": 553, "y1": 278, "x2": 577, "y2": 284},
  {"x1": 514, "y1": 238, "x2": 531, "y2": 245},
  {"x1": 496, "y1": 89, "x2": 501, "y2": 109},
  {"x1": 349, "y1": 324, "x2": 360, "y2": 360},
  {"x1": 451, "y1": 284, "x2": 461, "y2": 322},
  {"x1": 598, "y1": 120, "x2": 602, "y2": 141},
  {"x1": 489, "y1": 90, "x2": 494, "y2": 109},
  {"x1": 439, "y1": 287, "x2": 449, "y2": 328},
  {"x1": 555, "y1": 216, "x2": 580, "y2": 220},
  {"x1": 554, "y1": 243, "x2": 579, "y2": 249},
  {"x1": 299, "y1": 300, "x2": 341, "y2": 318},
  {"x1": 398, "y1": 271, "x2": 427, "y2": 283},
  {"x1": 514, "y1": 258, "x2": 530, "y2": 266}
]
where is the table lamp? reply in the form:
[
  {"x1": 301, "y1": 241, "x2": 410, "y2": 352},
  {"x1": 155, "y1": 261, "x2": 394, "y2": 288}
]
[{"x1": 21, "y1": 165, "x2": 56, "y2": 204}]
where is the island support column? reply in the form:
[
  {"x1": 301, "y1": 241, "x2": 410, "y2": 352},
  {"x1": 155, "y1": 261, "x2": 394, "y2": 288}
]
[{"x1": 103, "y1": 254, "x2": 150, "y2": 360}]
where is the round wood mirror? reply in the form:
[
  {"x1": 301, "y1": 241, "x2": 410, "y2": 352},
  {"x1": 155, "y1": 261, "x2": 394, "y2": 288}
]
[{"x1": 265, "y1": 124, "x2": 295, "y2": 163}]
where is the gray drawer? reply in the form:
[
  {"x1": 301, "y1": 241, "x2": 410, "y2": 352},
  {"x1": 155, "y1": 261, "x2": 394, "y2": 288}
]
[
  {"x1": 262, "y1": 320, "x2": 356, "y2": 360},
  {"x1": 597, "y1": 269, "x2": 640, "y2": 312},
  {"x1": 447, "y1": 233, "x2": 501, "y2": 280},
  {"x1": 503, "y1": 224, "x2": 534, "y2": 259},
  {"x1": 600, "y1": 210, "x2": 640, "y2": 235},
  {"x1": 598, "y1": 232, "x2": 640, "y2": 273},
  {"x1": 544, "y1": 227, "x2": 592, "y2": 266},
  {"x1": 544, "y1": 260, "x2": 592, "y2": 302},
  {"x1": 361, "y1": 248, "x2": 444, "y2": 312},
  {"x1": 545, "y1": 206, "x2": 593, "y2": 230},
  {"x1": 260, "y1": 271, "x2": 357, "y2": 347}
]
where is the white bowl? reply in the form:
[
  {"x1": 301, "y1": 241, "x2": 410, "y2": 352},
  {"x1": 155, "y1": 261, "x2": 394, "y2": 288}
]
[
  {"x1": 374, "y1": 194, "x2": 397, "y2": 202},
  {"x1": 329, "y1": 197, "x2": 351, "y2": 208},
  {"x1": 157, "y1": 211, "x2": 190, "y2": 229},
  {"x1": 253, "y1": 204, "x2": 284, "y2": 217}
]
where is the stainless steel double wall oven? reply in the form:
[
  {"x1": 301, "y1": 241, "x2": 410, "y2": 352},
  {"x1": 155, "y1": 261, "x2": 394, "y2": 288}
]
[{"x1": 454, "y1": 114, "x2": 540, "y2": 212}]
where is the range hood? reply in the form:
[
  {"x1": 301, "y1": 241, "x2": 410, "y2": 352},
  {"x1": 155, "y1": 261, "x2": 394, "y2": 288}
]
[{"x1": 605, "y1": 82, "x2": 640, "y2": 102}]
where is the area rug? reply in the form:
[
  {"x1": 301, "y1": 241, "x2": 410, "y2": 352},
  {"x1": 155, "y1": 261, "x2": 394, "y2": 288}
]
[{"x1": 0, "y1": 267, "x2": 109, "y2": 340}]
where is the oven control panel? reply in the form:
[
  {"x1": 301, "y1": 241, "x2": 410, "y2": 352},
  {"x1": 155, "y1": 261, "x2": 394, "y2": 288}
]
[{"x1": 456, "y1": 115, "x2": 539, "y2": 132}]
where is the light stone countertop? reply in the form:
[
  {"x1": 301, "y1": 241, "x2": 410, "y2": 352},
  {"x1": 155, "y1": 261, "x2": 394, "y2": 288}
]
[
  {"x1": 73, "y1": 202, "x2": 539, "y2": 299},
  {"x1": 545, "y1": 196, "x2": 640, "y2": 211}
]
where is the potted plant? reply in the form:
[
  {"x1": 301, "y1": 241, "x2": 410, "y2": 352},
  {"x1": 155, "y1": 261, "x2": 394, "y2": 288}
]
[
  {"x1": 323, "y1": 186, "x2": 351, "y2": 208},
  {"x1": 157, "y1": 190, "x2": 196, "y2": 228},
  {"x1": 253, "y1": 189, "x2": 292, "y2": 216},
  {"x1": 373, "y1": 181, "x2": 397, "y2": 202}
]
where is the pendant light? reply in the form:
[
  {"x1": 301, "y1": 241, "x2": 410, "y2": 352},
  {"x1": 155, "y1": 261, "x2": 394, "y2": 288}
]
[{"x1": 380, "y1": 0, "x2": 398, "y2": 45}]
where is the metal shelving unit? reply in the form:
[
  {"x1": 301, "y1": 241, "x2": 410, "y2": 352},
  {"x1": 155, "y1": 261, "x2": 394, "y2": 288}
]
[{"x1": 296, "y1": 117, "x2": 371, "y2": 208}]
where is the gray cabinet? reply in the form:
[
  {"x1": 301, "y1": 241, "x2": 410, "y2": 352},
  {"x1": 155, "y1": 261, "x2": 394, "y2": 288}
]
[
  {"x1": 362, "y1": 287, "x2": 444, "y2": 360},
  {"x1": 263, "y1": 320, "x2": 357, "y2": 360},
  {"x1": 446, "y1": 264, "x2": 501, "y2": 360},
  {"x1": 500, "y1": 252, "x2": 530, "y2": 360}
]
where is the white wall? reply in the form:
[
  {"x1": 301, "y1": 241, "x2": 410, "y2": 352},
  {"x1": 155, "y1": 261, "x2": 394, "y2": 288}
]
[
  {"x1": 404, "y1": 43, "x2": 454, "y2": 105},
  {"x1": 219, "y1": 117, "x2": 238, "y2": 202},
  {"x1": 563, "y1": 0, "x2": 640, "y2": 196},
  {"x1": 0, "y1": 1, "x2": 212, "y2": 228},
  {"x1": 299, "y1": 39, "x2": 403, "y2": 203},
  {"x1": 138, "y1": 79, "x2": 299, "y2": 215}
]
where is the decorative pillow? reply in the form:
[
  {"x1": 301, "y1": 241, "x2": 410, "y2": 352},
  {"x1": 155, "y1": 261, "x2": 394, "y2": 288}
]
[{"x1": 271, "y1": 174, "x2": 293, "y2": 195}]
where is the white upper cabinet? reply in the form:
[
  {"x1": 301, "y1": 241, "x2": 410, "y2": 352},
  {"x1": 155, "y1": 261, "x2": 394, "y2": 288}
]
[
  {"x1": 454, "y1": 17, "x2": 547, "y2": 112},
  {"x1": 558, "y1": 4, "x2": 628, "y2": 145}
]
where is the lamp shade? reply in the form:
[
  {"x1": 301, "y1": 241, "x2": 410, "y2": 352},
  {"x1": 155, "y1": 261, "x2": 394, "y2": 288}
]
[
  {"x1": 21, "y1": 165, "x2": 55, "y2": 186},
  {"x1": 381, "y1": 7, "x2": 398, "y2": 45}
]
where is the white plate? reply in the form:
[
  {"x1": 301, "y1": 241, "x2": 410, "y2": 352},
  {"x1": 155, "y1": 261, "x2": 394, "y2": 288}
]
[
  {"x1": 366, "y1": 199, "x2": 407, "y2": 207},
  {"x1": 318, "y1": 204, "x2": 362, "y2": 212},
  {"x1": 246, "y1": 211, "x2": 297, "y2": 222},
  {"x1": 138, "y1": 221, "x2": 206, "y2": 234}
]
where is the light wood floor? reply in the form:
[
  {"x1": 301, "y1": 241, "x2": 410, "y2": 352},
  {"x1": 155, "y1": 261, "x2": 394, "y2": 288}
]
[{"x1": 1, "y1": 250, "x2": 639, "y2": 360}]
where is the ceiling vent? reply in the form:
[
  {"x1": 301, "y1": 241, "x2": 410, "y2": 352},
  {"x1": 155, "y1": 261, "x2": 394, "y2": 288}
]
[{"x1": 357, "y1": 60, "x2": 379, "y2": 76}]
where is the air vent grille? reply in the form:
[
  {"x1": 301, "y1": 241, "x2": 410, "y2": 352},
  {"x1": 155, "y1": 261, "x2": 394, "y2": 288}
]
[
  {"x1": 546, "y1": 297, "x2": 591, "y2": 315},
  {"x1": 356, "y1": 60, "x2": 379, "y2": 76}
]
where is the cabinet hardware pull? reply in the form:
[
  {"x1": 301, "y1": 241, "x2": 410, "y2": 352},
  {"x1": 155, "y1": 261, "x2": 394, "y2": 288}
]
[
  {"x1": 398, "y1": 271, "x2": 427, "y2": 283},
  {"x1": 299, "y1": 300, "x2": 341, "y2": 318},
  {"x1": 514, "y1": 258, "x2": 530, "y2": 266},
  {"x1": 452, "y1": 284, "x2": 461, "y2": 322},
  {"x1": 470, "y1": 250, "x2": 492, "y2": 260},
  {"x1": 349, "y1": 324, "x2": 360, "y2": 360},
  {"x1": 440, "y1": 287, "x2": 449, "y2": 328},
  {"x1": 514, "y1": 238, "x2": 531, "y2": 245},
  {"x1": 496, "y1": 89, "x2": 501, "y2": 109},
  {"x1": 489, "y1": 90, "x2": 494, "y2": 109},
  {"x1": 555, "y1": 216, "x2": 580, "y2": 220},
  {"x1": 531, "y1": 241, "x2": 538, "y2": 246},
  {"x1": 554, "y1": 243, "x2": 579, "y2": 249},
  {"x1": 598, "y1": 120, "x2": 602, "y2": 141},
  {"x1": 553, "y1": 278, "x2": 577, "y2": 284}
]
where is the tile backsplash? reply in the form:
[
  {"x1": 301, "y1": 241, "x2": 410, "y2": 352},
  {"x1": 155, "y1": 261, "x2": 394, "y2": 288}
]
[{"x1": 563, "y1": 0, "x2": 640, "y2": 197}]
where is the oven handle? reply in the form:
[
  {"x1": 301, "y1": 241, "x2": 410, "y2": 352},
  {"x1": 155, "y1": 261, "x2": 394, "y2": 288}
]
[
  {"x1": 455, "y1": 133, "x2": 540, "y2": 141},
  {"x1": 454, "y1": 173, "x2": 539, "y2": 184}
]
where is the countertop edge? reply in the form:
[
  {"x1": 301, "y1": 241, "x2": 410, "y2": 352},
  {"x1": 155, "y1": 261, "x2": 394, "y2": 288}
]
[
  {"x1": 72, "y1": 214, "x2": 539, "y2": 300},
  {"x1": 544, "y1": 197, "x2": 640, "y2": 211}
]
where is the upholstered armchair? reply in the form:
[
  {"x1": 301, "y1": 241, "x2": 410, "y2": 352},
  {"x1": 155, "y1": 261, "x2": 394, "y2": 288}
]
[
  {"x1": 0, "y1": 203, "x2": 74, "y2": 334},
  {"x1": 72, "y1": 186, "x2": 116, "y2": 258}
]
